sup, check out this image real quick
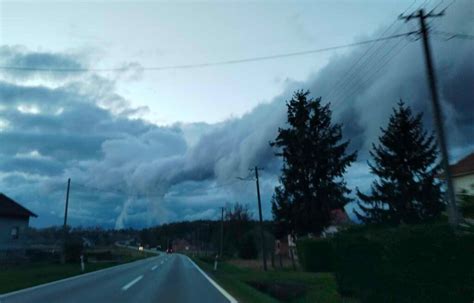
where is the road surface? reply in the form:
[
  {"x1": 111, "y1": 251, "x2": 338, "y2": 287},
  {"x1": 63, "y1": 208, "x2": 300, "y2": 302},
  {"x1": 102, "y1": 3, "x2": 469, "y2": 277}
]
[{"x1": 0, "y1": 254, "x2": 236, "y2": 303}]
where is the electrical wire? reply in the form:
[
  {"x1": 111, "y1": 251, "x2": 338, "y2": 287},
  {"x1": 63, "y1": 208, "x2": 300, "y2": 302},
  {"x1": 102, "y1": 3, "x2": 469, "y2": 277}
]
[
  {"x1": 331, "y1": 39, "x2": 411, "y2": 110},
  {"x1": 327, "y1": 0, "x2": 440, "y2": 108},
  {"x1": 0, "y1": 32, "x2": 418, "y2": 73},
  {"x1": 325, "y1": 0, "x2": 418, "y2": 102},
  {"x1": 433, "y1": 31, "x2": 474, "y2": 40}
]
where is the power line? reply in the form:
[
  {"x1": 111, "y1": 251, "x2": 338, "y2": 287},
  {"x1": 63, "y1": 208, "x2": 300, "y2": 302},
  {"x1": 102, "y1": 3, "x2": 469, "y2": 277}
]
[
  {"x1": 433, "y1": 30, "x2": 474, "y2": 40},
  {"x1": 330, "y1": 32, "x2": 412, "y2": 106},
  {"x1": 330, "y1": 39, "x2": 410, "y2": 110},
  {"x1": 327, "y1": 0, "x2": 443, "y2": 107},
  {"x1": 327, "y1": 0, "x2": 425, "y2": 103},
  {"x1": 325, "y1": 0, "x2": 418, "y2": 101},
  {"x1": 429, "y1": 0, "x2": 445, "y2": 12},
  {"x1": 0, "y1": 32, "x2": 417, "y2": 73},
  {"x1": 440, "y1": 0, "x2": 456, "y2": 11},
  {"x1": 332, "y1": 39, "x2": 411, "y2": 109},
  {"x1": 329, "y1": 36, "x2": 407, "y2": 104}
]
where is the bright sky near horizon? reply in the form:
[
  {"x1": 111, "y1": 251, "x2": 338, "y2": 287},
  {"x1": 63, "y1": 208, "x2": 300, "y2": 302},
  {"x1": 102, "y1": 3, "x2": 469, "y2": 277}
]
[{"x1": 1, "y1": 0, "x2": 414, "y2": 124}]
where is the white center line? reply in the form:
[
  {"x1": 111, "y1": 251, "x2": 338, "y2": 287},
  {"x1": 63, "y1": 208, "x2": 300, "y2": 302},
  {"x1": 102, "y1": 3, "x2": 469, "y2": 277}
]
[
  {"x1": 151, "y1": 265, "x2": 158, "y2": 271},
  {"x1": 121, "y1": 275, "x2": 143, "y2": 291}
]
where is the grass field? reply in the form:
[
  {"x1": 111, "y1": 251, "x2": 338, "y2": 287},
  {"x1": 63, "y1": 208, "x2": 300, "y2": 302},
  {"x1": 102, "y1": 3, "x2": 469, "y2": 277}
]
[
  {"x1": 193, "y1": 258, "x2": 358, "y2": 303},
  {"x1": 0, "y1": 247, "x2": 155, "y2": 294}
]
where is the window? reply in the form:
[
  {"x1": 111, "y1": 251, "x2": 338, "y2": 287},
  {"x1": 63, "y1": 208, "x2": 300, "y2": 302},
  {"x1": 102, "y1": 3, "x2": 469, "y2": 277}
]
[{"x1": 11, "y1": 227, "x2": 19, "y2": 240}]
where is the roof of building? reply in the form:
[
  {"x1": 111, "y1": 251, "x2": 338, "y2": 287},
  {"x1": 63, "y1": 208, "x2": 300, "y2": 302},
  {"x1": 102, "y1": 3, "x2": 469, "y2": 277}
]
[
  {"x1": 451, "y1": 152, "x2": 474, "y2": 177},
  {"x1": 0, "y1": 193, "x2": 37, "y2": 218},
  {"x1": 330, "y1": 208, "x2": 351, "y2": 225}
]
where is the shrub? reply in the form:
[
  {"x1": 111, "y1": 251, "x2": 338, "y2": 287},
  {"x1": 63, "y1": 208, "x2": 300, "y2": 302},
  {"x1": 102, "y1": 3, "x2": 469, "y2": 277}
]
[
  {"x1": 297, "y1": 238, "x2": 335, "y2": 272},
  {"x1": 332, "y1": 224, "x2": 474, "y2": 303}
]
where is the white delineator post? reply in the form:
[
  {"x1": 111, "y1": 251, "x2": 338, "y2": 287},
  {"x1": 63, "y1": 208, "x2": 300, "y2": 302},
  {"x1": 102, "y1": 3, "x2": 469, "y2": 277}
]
[{"x1": 80, "y1": 254, "x2": 85, "y2": 272}]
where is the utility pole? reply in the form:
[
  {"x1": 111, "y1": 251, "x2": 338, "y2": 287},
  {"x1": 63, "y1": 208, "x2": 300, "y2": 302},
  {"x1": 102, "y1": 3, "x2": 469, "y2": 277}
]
[
  {"x1": 61, "y1": 178, "x2": 71, "y2": 264},
  {"x1": 63, "y1": 178, "x2": 71, "y2": 228},
  {"x1": 254, "y1": 166, "x2": 267, "y2": 271},
  {"x1": 400, "y1": 9, "x2": 460, "y2": 226},
  {"x1": 220, "y1": 207, "x2": 224, "y2": 258}
]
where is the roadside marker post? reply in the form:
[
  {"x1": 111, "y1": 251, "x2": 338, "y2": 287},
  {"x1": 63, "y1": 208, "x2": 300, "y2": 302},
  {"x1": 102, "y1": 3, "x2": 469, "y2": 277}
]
[{"x1": 80, "y1": 254, "x2": 85, "y2": 272}]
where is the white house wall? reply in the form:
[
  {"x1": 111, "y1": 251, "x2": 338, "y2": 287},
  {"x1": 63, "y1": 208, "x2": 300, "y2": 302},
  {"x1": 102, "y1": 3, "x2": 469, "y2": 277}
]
[{"x1": 454, "y1": 174, "x2": 474, "y2": 196}]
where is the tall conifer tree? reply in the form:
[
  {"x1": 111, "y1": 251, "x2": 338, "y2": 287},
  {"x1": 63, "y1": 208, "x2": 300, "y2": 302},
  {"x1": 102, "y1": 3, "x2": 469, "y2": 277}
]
[
  {"x1": 355, "y1": 101, "x2": 444, "y2": 224},
  {"x1": 271, "y1": 90, "x2": 356, "y2": 236}
]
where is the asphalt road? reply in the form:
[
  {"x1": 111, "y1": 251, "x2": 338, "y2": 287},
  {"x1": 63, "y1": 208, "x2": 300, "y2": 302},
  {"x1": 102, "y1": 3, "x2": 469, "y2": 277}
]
[{"x1": 0, "y1": 254, "x2": 236, "y2": 303}]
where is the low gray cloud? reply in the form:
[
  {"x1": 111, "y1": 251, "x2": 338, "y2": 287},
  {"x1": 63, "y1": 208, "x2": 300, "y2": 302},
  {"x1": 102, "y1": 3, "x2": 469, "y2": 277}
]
[
  {"x1": 0, "y1": 45, "x2": 87, "y2": 80},
  {"x1": 0, "y1": 1, "x2": 472, "y2": 228}
]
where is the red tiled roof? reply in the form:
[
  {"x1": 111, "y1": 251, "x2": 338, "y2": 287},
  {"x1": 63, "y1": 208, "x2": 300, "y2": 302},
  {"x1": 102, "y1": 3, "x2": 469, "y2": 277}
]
[
  {"x1": 0, "y1": 193, "x2": 37, "y2": 218},
  {"x1": 450, "y1": 152, "x2": 474, "y2": 177}
]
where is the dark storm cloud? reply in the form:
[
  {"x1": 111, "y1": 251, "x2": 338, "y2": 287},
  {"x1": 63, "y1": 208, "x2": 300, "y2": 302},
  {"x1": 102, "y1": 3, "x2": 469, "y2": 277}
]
[
  {"x1": 0, "y1": 81, "x2": 155, "y2": 163},
  {"x1": 0, "y1": 156, "x2": 64, "y2": 176},
  {"x1": 0, "y1": 1, "x2": 472, "y2": 228},
  {"x1": 0, "y1": 56, "x2": 162, "y2": 227},
  {"x1": 0, "y1": 45, "x2": 86, "y2": 80}
]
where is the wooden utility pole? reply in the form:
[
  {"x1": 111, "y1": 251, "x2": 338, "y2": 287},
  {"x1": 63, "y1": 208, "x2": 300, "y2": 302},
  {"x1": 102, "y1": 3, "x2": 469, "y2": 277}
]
[
  {"x1": 61, "y1": 178, "x2": 71, "y2": 264},
  {"x1": 254, "y1": 166, "x2": 267, "y2": 271},
  {"x1": 220, "y1": 207, "x2": 224, "y2": 258},
  {"x1": 400, "y1": 9, "x2": 460, "y2": 226},
  {"x1": 63, "y1": 178, "x2": 71, "y2": 228}
]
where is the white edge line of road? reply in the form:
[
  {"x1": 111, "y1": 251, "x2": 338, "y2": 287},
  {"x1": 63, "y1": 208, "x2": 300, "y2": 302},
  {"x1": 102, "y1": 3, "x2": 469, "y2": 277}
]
[
  {"x1": 187, "y1": 256, "x2": 238, "y2": 303},
  {"x1": 121, "y1": 275, "x2": 143, "y2": 291},
  {"x1": 0, "y1": 255, "x2": 160, "y2": 299}
]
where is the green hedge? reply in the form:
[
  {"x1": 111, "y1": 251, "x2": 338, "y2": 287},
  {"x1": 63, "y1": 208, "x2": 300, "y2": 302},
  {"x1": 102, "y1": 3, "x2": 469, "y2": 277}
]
[
  {"x1": 297, "y1": 238, "x2": 335, "y2": 272},
  {"x1": 332, "y1": 224, "x2": 474, "y2": 303}
]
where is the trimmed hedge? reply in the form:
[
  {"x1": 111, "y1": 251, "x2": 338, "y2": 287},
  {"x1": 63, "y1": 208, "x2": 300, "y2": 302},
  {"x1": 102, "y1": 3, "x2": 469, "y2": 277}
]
[
  {"x1": 332, "y1": 224, "x2": 474, "y2": 303},
  {"x1": 297, "y1": 238, "x2": 335, "y2": 272}
]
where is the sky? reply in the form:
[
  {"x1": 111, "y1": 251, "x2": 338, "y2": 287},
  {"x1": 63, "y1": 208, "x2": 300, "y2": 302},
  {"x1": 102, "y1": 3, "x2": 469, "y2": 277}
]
[{"x1": 0, "y1": 0, "x2": 472, "y2": 228}]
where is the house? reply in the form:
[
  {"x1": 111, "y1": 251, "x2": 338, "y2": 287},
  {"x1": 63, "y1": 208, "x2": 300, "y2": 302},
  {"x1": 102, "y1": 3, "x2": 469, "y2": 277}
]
[
  {"x1": 274, "y1": 208, "x2": 352, "y2": 258},
  {"x1": 450, "y1": 152, "x2": 474, "y2": 196},
  {"x1": 321, "y1": 208, "x2": 352, "y2": 238},
  {"x1": 0, "y1": 193, "x2": 37, "y2": 251}
]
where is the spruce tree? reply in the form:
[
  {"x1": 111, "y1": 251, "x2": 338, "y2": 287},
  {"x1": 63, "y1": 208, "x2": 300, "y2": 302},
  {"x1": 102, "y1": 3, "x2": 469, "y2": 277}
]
[
  {"x1": 355, "y1": 100, "x2": 444, "y2": 225},
  {"x1": 271, "y1": 90, "x2": 356, "y2": 236}
]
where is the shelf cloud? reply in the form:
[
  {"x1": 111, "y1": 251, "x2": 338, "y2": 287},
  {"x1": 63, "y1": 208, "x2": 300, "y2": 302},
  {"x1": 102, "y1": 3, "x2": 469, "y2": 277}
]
[{"x1": 0, "y1": 2, "x2": 472, "y2": 228}]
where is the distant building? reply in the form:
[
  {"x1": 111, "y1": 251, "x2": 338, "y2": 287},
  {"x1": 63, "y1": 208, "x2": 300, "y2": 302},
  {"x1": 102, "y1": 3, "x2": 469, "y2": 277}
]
[
  {"x1": 172, "y1": 239, "x2": 192, "y2": 252},
  {"x1": 0, "y1": 193, "x2": 37, "y2": 251},
  {"x1": 450, "y1": 152, "x2": 474, "y2": 196},
  {"x1": 321, "y1": 208, "x2": 352, "y2": 238}
]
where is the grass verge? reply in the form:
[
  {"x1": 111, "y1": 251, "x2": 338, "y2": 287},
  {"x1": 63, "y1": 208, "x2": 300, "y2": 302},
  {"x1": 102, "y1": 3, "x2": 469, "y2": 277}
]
[{"x1": 193, "y1": 257, "x2": 358, "y2": 303}]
